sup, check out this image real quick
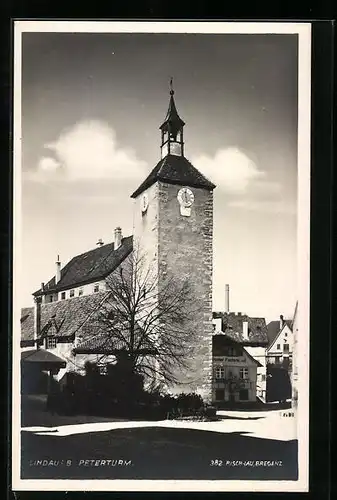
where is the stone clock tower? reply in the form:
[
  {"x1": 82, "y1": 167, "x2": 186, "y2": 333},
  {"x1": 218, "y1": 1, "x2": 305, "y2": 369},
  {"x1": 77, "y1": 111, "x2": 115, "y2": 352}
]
[{"x1": 131, "y1": 84, "x2": 216, "y2": 401}]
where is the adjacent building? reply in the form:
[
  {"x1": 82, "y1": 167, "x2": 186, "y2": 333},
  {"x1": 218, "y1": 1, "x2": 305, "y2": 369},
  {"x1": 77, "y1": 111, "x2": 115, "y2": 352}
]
[
  {"x1": 266, "y1": 315, "x2": 294, "y2": 370},
  {"x1": 291, "y1": 301, "x2": 299, "y2": 408},
  {"x1": 212, "y1": 310, "x2": 269, "y2": 404},
  {"x1": 265, "y1": 314, "x2": 294, "y2": 403}
]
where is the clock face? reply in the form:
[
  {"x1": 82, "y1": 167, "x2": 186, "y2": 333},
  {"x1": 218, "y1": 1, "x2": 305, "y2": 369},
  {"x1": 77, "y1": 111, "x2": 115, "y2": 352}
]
[
  {"x1": 141, "y1": 193, "x2": 149, "y2": 213},
  {"x1": 177, "y1": 187, "x2": 194, "y2": 208}
]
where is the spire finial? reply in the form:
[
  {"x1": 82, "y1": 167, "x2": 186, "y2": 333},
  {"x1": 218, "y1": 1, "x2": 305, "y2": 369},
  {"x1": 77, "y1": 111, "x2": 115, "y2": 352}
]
[{"x1": 169, "y1": 77, "x2": 174, "y2": 95}]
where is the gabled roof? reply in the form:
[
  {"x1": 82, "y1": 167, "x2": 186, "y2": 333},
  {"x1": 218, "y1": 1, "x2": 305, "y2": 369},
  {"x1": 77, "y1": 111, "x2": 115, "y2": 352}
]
[
  {"x1": 266, "y1": 319, "x2": 292, "y2": 347},
  {"x1": 21, "y1": 292, "x2": 110, "y2": 342},
  {"x1": 21, "y1": 293, "x2": 157, "y2": 356},
  {"x1": 34, "y1": 236, "x2": 133, "y2": 295},
  {"x1": 212, "y1": 312, "x2": 269, "y2": 346},
  {"x1": 131, "y1": 155, "x2": 216, "y2": 198},
  {"x1": 212, "y1": 335, "x2": 262, "y2": 366}
]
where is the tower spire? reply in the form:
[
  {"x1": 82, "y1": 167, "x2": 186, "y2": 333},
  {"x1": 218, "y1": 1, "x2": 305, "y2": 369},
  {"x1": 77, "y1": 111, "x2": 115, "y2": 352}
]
[
  {"x1": 169, "y1": 77, "x2": 174, "y2": 95},
  {"x1": 160, "y1": 80, "x2": 185, "y2": 158}
]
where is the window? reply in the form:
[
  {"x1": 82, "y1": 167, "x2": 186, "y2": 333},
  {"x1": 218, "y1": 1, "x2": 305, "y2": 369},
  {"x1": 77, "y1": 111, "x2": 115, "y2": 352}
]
[
  {"x1": 78, "y1": 288, "x2": 83, "y2": 296},
  {"x1": 284, "y1": 331, "x2": 287, "y2": 337},
  {"x1": 93, "y1": 283, "x2": 99, "y2": 293},
  {"x1": 239, "y1": 389, "x2": 249, "y2": 401},
  {"x1": 283, "y1": 343, "x2": 289, "y2": 353},
  {"x1": 215, "y1": 389, "x2": 225, "y2": 401},
  {"x1": 61, "y1": 292, "x2": 66, "y2": 300},
  {"x1": 48, "y1": 295, "x2": 53, "y2": 303},
  {"x1": 70, "y1": 289, "x2": 75, "y2": 298},
  {"x1": 215, "y1": 366, "x2": 224, "y2": 379},
  {"x1": 239, "y1": 368, "x2": 249, "y2": 379},
  {"x1": 277, "y1": 344, "x2": 281, "y2": 350},
  {"x1": 261, "y1": 374, "x2": 266, "y2": 382},
  {"x1": 227, "y1": 346, "x2": 237, "y2": 356},
  {"x1": 46, "y1": 337, "x2": 57, "y2": 349}
]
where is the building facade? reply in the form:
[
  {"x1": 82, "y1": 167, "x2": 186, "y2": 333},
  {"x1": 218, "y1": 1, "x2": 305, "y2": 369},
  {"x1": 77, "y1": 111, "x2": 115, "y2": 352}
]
[
  {"x1": 266, "y1": 315, "x2": 294, "y2": 370},
  {"x1": 212, "y1": 333, "x2": 261, "y2": 404},
  {"x1": 212, "y1": 312, "x2": 269, "y2": 403}
]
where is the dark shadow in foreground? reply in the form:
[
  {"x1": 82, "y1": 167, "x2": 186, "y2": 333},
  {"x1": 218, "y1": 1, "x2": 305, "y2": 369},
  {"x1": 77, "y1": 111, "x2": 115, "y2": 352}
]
[{"x1": 21, "y1": 427, "x2": 298, "y2": 480}]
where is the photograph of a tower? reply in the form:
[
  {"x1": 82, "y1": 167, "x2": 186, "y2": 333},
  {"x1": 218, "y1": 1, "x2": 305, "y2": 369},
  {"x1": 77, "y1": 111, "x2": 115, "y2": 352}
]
[{"x1": 12, "y1": 22, "x2": 311, "y2": 492}]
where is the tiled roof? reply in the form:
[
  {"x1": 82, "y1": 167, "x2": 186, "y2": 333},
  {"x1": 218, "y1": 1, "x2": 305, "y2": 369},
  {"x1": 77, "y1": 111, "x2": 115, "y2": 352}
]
[
  {"x1": 131, "y1": 155, "x2": 216, "y2": 198},
  {"x1": 21, "y1": 293, "x2": 156, "y2": 355},
  {"x1": 266, "y1": 319, "x2": 292, "y2": 347},
  {"x1": 21, "y1": 349, "x2": 67, "y2": 367},
  {"x1": 213, "y1": 312, "x2": 269, "y2": 345},
  {"x1": 34, "y1": 236, "x2": 133, "y2": 295},
  {"x1": 21, "y1": 292, "x2": 110, "y2": 342},
  {"x1": 73, "y1": 327, "x2": 156, "y2": 355},
  {"x1": 212, "y1": 335, "x2": 262, "y2": 366}
]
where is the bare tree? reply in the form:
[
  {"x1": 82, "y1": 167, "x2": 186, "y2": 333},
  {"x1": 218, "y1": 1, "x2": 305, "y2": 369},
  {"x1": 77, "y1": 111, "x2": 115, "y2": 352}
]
[{"x1": 76, "y1": 247, "x2": 198, "y2": 390}]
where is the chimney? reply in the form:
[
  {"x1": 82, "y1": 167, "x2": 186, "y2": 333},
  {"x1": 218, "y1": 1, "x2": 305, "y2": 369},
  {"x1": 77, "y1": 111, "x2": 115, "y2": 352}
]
[
  {"x1": 212, "y1": 318, "x2": 222, "y2": 333},
  {"x1": 33, "y1": 296, "x2": 42, "y2": 349},
  {"x1": 242, "y1": 320, "x2": 249, "y2": 341},
  {"x1": 114, "y1": 227, "x2": 122, "y2": 250},
  {"x1": 96, "y1": 238, "x2": 104, "y2": 247},
  {"x1": 55, "y1": 255, "x2": 61, "y2": 284},
  {"x1": 225, "y1": 284, "x2": 230, "y2": 313},
  {"x1": 280, "y1": 314, "x2": 284, "y2": 330}
]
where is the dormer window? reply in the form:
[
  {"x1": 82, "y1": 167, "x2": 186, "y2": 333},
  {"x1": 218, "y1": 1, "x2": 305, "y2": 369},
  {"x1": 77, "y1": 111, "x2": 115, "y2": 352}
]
[
  {"x1": 79, "y1": 288, "x2": 83, "y2": 296},
  {"x1": 46, "y1": 337, "x2": 57, "y2": 349},
  {"x1": 61, "y1": 292, "x2": 66, "y2": 300},
  {"x1": 70, "y1": 289, "x2": 75, "y2": 298},
  {"x1": 93, "y1": 283, "x2": 99, "y2": 293}
]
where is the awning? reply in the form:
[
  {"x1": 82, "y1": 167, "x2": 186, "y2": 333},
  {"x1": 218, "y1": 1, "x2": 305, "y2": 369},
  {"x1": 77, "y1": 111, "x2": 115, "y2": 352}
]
[{"x1": 21, "y1": 349, "x2": 66, "y2": 370}]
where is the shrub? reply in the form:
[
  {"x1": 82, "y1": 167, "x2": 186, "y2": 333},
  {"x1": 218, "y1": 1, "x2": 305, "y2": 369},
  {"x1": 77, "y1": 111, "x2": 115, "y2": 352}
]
[{"x1": 175, "y1": 392, "x2": 204, "y2": 412}]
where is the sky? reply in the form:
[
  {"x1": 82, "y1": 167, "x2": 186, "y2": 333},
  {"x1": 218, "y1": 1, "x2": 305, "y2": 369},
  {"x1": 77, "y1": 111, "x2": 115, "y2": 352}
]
[{"x1": 19, "y1": 30, "x2": 299, "y2": 322}]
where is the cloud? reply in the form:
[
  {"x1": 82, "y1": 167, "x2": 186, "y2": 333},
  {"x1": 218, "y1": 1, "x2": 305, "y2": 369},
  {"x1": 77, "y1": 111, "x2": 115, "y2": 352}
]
[
  {"x1": 191, "y1": 147, "x2": 266, "y2": 194},
  {"x1": 29, "y1": 120, "x2": 147, "y2": 183},
  {"x1": 228, "y1": 199, "x2": 297, "y2": 215},
  {"x1": 38, "y1": 156, "x2": 61, "y2": 172}
]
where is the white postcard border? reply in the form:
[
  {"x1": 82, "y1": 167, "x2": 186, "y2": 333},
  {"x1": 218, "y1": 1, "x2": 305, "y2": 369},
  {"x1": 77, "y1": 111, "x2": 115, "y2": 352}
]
[{"x1": 12, "y1": 20, "x2": 312, "y2": 493}]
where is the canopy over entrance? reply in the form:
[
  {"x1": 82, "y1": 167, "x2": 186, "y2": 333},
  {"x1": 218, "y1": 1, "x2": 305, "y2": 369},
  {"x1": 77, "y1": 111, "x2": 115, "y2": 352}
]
[{"x1": 21, "y1": 349, "x2": 66, "y2": 371}]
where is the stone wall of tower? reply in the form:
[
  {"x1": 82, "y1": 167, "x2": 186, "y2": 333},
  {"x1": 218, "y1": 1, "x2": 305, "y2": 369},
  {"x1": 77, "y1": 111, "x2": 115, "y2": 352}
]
[
  {"x1": 157, "y1": 181, "x2": 214, "y2": 402},
  {"x1": 132, "y1": 182, "x2": 159, "y2": 279}
]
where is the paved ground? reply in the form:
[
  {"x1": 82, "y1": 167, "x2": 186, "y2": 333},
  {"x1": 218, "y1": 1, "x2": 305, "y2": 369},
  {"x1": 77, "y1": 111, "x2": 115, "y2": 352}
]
[
  {"x1": 21, "y1": 427, "x2": 297, "y2": 480},
  {"x1": 19, "y1": 402, "x2": 298, "y2": 481}
]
